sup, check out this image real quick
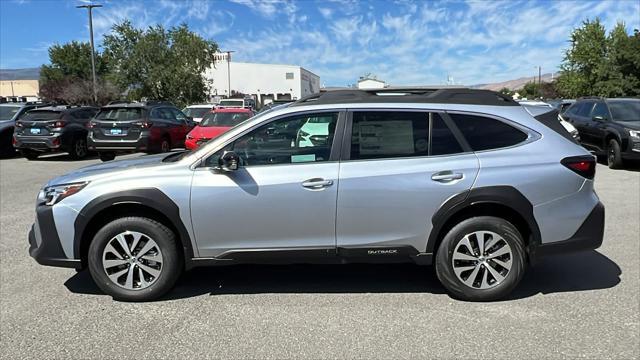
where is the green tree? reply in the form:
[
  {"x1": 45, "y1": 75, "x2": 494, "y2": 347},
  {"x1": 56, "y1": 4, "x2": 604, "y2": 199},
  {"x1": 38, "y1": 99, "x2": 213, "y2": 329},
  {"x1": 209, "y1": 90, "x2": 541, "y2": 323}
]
[
  {"x1": 39, "y1": 41, "x2": 115, "y2": 104},
  {"x1": 518, "y1": 82, "x2": 538, "y2": 99},
  {"x1": 556, "y1": 19, "x2": 640, "y2": 98},
  {"x1": 498, "y1": 87, "x2": 513, "y2": 96},
  {"x1": 102, "y1": 21, "x2": 218, "y2": 108}
]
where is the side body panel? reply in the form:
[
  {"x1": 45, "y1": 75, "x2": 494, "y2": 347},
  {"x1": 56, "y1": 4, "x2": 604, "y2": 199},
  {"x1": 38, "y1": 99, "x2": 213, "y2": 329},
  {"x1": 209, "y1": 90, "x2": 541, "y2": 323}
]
[
  {"x1": 336, "y1": 154, "x2": 479, "y2": 252},
  {"x1": 190, "y1": 163, "x2": 340, "y2": 257}
]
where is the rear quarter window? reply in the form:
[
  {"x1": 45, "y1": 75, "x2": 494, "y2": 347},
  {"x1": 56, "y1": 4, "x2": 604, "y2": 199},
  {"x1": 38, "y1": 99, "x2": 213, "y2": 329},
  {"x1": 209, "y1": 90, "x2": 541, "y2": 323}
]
[{"x1": 450, "y1": 113, "x2": 528, "y2": 151}]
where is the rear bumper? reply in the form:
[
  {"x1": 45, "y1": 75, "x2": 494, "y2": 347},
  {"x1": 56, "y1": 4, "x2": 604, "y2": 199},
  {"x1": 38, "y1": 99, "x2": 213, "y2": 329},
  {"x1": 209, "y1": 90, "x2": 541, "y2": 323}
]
[
  {"x1": 13, "y1": 135, "x2": 63, "y2": 151},
  {"x1": 532, "y1": 201, "x2": 605, "y2": 260},
  {"x1": 88, "y1": 134, "x2": 150, "y2": 152},
  {"x1": 28, "y1": 205, "x2": 81, "y2": 269}
]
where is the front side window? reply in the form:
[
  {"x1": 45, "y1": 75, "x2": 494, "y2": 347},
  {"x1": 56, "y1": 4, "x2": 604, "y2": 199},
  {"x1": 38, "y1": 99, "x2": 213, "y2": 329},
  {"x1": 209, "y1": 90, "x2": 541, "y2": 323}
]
[
  {"x1": 450, "y1": 114, "x2": 528, "y2": 151},
  {"x1": 576, "y1": 102, "x2": 594, "y2": 117},
  {"x1": 207, "y1": 112, "x2": 338, "y2": 167},
  {"x1": 591, "y1": 103, "x2": 609, "y2": 119}
]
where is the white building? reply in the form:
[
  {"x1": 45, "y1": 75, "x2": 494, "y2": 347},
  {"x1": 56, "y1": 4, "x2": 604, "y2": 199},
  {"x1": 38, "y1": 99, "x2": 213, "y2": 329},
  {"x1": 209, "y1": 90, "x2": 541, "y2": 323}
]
[
  {"x1": 204, "y1": 59, "x2": 320, "y2": 106},
  {"x1": 357, "y1": 77, "x2": 387, "y2": 89}
]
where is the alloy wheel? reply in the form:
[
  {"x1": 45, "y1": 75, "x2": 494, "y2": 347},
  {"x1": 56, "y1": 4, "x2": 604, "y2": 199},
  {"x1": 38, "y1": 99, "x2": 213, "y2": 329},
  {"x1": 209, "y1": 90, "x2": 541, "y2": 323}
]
[
  {"x1": 102, "y1": 231, "x2": 163, "y2": 290},
  {"x1": 451, "y1": 231, "x2": 513, "y2": 290}
]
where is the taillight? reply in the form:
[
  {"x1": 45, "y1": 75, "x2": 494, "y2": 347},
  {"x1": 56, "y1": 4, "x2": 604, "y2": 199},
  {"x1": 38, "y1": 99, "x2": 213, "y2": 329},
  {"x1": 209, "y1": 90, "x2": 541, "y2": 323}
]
[
  {"x1": 15, "y1": 121, "x2": 23, "y2": 128},
  {"x1": 87, "y1": 121, "x2": 97, "y2": 128},
  {"x1": 133, "y1": 121, "x2": 153, "y2": 128},
  {"x1": 51, "y1": 120, "x2": 66, "y2": 128},
  {"x1": 561, "y1": 156, "x2": 596, "y2": 179}
]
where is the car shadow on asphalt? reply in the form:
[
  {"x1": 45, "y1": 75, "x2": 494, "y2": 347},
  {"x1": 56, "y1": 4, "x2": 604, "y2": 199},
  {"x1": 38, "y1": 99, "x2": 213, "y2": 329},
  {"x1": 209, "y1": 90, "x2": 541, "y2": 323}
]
[{"x1": 64, "y1": 250, "x2": 620, "y2": 301}]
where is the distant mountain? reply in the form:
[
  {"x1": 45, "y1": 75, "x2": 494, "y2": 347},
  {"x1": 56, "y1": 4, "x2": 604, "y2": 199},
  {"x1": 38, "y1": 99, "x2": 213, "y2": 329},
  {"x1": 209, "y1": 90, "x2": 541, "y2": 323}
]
[
  {"x1": 474, "y1": 73, "x2": 554, "y2": 91},
  {"x1": 0, "y1": 68, "x2": 41, "y2": 81}
]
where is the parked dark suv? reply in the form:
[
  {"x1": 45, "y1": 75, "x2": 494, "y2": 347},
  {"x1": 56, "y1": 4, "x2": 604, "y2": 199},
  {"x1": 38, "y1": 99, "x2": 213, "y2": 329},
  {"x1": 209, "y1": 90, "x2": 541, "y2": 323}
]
[
  {"x1": 560, "y1": 97, "x2": 640, "y2": 168},
  {"x1": 0, "y1": 101, "x2": 49, "y2": 158},
  {"x1": 13, "y1": 105, "x2": 98, "y2": 160},
  {"x1": 88, "y1": 101, "x2": 195, "y2": 161}
]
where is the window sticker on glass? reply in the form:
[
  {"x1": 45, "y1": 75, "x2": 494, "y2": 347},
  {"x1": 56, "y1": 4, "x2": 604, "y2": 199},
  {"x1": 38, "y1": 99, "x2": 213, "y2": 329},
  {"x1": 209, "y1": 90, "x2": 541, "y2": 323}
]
[
  {"x1": 291, "y1": 154, "x2": 316, "y2": 163},
  {"x1": 359, "y1": 120, "x2": 414, "y2": 155}
]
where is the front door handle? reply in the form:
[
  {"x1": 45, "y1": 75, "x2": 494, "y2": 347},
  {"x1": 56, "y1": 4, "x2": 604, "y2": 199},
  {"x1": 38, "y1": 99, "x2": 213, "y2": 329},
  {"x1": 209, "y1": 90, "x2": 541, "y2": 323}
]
[
  {"x1": 302, "y1": 178, "x2": 334, "y2": 189},
  {"x1": 431, "y1": 171, "x2": 464, "y2": 183}
]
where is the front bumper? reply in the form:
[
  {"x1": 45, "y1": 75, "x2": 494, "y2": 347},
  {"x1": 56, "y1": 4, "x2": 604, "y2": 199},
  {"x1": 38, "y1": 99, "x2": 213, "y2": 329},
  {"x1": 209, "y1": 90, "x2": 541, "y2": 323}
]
[
  {"x1": 28, "y1": 205, "x2": 81, "y2": 269},
  {"x1": 532, "y1": 201, "x2": 605, "y2": 260},
  {"x1": 623, "y1": 140, "x2": 640, "y2": 160}
]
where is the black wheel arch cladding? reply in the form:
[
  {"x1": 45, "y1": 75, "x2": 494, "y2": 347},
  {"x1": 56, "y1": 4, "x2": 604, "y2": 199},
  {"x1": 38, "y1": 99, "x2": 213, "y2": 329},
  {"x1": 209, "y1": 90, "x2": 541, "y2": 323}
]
[
  {"x1": 73, "y1": 188, "x2": 195, "y2": 265},
  {"x1": 427, "y1": 186, "x2": 541, "y2": 257}
]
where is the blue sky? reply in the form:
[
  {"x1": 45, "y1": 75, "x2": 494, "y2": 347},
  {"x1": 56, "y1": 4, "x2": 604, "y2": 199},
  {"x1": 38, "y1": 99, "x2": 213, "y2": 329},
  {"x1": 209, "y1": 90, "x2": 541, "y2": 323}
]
[{"x1": 1, "y1": 0, "x2": 639, "y2": 86}]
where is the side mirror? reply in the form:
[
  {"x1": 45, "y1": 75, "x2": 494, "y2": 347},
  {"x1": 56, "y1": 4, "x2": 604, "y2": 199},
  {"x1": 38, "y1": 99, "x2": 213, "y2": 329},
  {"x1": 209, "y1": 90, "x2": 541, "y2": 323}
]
[
  {"x1": 593, "y1": 115, "x2": 606, "y2": 122},
  {"x1": 218, "y1": 151, "x2": 240, "y2": 172}
]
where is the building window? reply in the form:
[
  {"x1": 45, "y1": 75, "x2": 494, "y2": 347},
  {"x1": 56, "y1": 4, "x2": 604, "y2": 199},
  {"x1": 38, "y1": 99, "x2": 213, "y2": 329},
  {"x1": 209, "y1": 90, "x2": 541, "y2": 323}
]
[{"x1": 285, "y1": 72, "x2": 294, "y2": 80}]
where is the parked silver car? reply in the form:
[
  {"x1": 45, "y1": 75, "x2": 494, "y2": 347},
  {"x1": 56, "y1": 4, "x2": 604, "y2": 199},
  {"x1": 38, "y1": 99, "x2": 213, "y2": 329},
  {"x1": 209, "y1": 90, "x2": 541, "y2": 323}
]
[{"x1": 29, "y1": 89, "x2": 604, "y2": 301}]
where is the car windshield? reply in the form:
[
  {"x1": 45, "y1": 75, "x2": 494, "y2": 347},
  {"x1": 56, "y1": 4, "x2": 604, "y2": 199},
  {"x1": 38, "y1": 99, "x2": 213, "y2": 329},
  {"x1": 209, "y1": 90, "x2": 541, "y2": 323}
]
[
  {"x1": 219, "y1": 100, "x2": 244, "y2": 107},
  {"x1": 21, "y1": 111, "x2": 60, "y2": 121},
  {"x1": 0, "y1": 105, "x2": 21, "y2": 120},
  {"x1": 200, "y1": 112, "x2": 250, "y2": 127},
  {"x1": 183, "y1": 107, "x2": 210, "y2": 118},
  {"x1": 96, "y1": 108, "x2": 143, "y2": 121},
  {"x1": 608, "y1": 101, "x2": 640, "y2": 122}
]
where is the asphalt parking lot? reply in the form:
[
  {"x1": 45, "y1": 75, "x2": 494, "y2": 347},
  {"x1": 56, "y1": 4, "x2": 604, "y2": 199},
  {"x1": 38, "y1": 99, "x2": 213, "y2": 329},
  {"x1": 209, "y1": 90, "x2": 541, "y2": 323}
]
[{"x1": 0, "y1": 153, "x2": 638, "y2": 359}]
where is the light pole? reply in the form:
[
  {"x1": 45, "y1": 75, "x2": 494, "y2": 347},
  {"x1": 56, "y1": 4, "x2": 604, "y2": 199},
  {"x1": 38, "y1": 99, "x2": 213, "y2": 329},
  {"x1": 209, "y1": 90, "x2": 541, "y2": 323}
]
[
  {"x1": 76, "y1": 3, "x2": 102, "y2": 104},
  {"x1": 222, "y1": 50, "x2": 235, "y2": 97}
]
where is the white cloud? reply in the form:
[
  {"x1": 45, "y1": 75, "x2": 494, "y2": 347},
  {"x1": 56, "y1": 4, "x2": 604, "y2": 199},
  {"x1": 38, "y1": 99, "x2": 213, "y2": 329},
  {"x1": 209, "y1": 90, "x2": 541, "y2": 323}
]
[{"x1": 318, "y1": 7, "x2": 333, "y2": 19}]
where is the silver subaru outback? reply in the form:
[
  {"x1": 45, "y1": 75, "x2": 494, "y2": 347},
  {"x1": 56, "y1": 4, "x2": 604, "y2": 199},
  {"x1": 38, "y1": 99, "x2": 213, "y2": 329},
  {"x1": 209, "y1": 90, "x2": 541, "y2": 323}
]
[{"x1": 29, "y1": 89, "x2": 604, "y2": 302}]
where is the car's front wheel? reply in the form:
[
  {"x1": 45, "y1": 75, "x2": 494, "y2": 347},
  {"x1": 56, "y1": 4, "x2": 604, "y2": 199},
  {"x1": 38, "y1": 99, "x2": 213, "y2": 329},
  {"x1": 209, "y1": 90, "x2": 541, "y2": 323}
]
[
  {"x1": 435, "y1": 216, "x2": 526, "y2": 301},
  {"x1": 88, "y1": 217, "x2": 183, "y2": 301}
]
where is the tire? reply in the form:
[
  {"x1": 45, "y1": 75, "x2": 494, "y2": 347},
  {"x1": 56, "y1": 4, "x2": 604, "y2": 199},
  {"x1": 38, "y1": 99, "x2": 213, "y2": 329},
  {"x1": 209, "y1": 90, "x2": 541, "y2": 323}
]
[
  {"x1": 68, "y1": 136, "x2": 88, "y2": 160},
  {"x1": 159, "y1": 137, "x2": 171, "y2": 153},
  {"x1": 607, "y1": 139, "x2": 624, "y2": 169},
  {"x1": 0, "y1": 130, "x2": 15, "y2": 158},
  {"x1": 435, "y1": 216, "x2": 526, "y2": 302},
  {"x1": 87, "y1": 217, "x2": 183, "y2": 302},
  {"x1": 99, "y1": 152, "x2": 116, "y2": 162},
  {"x1": 20, "y1": 149, "x2": 39, "y2": 160}
]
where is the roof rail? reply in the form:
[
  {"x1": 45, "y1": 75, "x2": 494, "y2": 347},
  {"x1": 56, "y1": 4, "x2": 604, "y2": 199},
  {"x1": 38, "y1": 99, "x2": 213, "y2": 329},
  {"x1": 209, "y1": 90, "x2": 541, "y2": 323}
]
[
  {"x1": 292, "y1": 88, "x2": 518, "y2": 107},
  {"x1": 578, "y1": 96, "x2": 604, "y2": 100}
]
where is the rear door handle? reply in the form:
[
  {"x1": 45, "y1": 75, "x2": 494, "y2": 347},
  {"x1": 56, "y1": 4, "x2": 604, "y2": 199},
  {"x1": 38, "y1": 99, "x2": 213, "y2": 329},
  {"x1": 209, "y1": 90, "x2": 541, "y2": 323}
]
[
  {"x1": 302, "y1": 178, "x2": 334, "y2": 189},
  {"x1": 431, "y1": 171, "x2": 463, "y2": 182}
]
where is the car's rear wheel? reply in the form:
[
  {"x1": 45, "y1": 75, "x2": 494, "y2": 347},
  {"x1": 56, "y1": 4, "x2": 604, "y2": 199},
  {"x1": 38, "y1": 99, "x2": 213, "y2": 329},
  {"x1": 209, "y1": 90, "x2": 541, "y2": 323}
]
[
  {"x1": 160, "y1": 137, "x2": 170, "y2": 153},
  {"x1": 435, "y1": 216, "x2": 526, "y2": 301},
  {"x1": 88, "y1": 217, "x2": 183, "y2": 302},
  {"x1": 20, "y1": 149, "x2": 39, "y2": 160},
  {"x1": 69, "y1": 137, "x2": 88, "y2": 160},
  {"x1": 607, "y1": 139, "x2": 624, "y2": 169},
  {"x1": 99, "y1": 152, "x2": 116, "y2": 162}
]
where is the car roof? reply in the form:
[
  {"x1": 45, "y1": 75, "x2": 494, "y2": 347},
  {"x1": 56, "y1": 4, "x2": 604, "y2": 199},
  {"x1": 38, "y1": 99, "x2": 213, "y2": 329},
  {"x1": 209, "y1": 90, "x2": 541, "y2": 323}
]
[
  {"x1": 28, "y1": 105, "x2": 95, "y2": 112},
  {"x1": 103, "y1": 101, "x2": 175, "y2": 109},
  {"x1": 290, "y1": 88, "x2": 518, "y2": 107}
]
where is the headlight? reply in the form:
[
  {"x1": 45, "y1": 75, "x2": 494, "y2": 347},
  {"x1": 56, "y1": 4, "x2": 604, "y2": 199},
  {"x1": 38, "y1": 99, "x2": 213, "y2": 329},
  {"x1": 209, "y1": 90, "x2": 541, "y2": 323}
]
[
  {"x1": 629, "y1": 130, "x2": 640, "y2": 140},
  {"x1": 41, "y1": 182, "x2": 89, "y2": 206}
]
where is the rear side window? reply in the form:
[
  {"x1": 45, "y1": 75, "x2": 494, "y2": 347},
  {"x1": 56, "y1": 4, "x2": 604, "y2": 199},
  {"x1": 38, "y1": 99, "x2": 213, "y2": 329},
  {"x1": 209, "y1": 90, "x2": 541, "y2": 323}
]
[
  {"x1": 349, "y1": 111, "x2": 462, "y2": 160},
  {"x1": 450, "y1": 114, "x2": 528, "y2": 151},
  {"x1": 591, "y1": 103, "x2": 609, "y2": 119}
]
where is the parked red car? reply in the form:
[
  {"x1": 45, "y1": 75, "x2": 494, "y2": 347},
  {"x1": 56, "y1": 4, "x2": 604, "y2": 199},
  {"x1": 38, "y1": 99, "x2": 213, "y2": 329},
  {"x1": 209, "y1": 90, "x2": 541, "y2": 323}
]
[{"x1": 185, "y1": 108, "x2": 254, "y2": 150}]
